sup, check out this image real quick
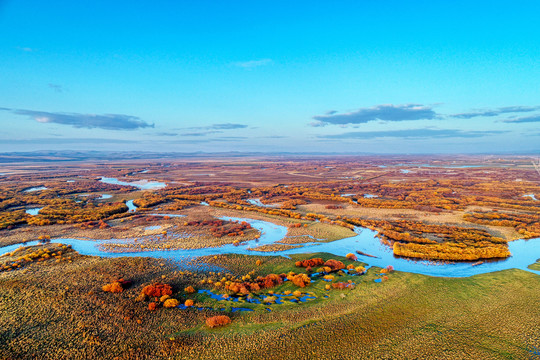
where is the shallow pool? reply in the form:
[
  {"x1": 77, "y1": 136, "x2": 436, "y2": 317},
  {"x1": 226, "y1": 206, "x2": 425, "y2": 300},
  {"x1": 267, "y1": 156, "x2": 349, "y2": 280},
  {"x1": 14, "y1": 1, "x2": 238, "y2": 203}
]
[
  {"x1": 25, "y1": 207, "x2": 43, "y2": 216},
  {"x1": 100, "y1": 177, "x2": 167, "y2": 190}
]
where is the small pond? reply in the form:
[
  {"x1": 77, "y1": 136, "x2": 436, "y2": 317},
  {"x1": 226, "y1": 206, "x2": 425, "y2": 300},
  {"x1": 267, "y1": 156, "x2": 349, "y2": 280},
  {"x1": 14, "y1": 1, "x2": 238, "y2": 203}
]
[
  {"x1": 25, "y1": 207, "x2": 43, "y2": 216},
  {"x1": 24, "y1": 186, "x2": 48, "y2": 192},
  {"x1": 100, "y1": 177, "x2": 167, "y2": 190},
  {"x1": 247, "y1": 198, "x2": 277, "y2": 208}
]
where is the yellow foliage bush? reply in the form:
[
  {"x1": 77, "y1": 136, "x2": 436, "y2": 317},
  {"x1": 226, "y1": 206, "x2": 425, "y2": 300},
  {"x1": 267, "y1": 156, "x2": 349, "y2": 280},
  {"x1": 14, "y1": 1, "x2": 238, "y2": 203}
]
[{"x1": 163, "y1": 298, "x2": 180, "y2": 308}]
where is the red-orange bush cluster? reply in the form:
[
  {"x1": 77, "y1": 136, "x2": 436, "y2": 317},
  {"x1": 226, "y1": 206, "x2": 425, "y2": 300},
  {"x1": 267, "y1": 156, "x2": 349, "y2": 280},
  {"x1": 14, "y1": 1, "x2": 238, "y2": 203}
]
[
  {"x1": 102, "y1": 278, "x2": 131, "y2": 293},
  {"x1": 186, "y1": 220, "x2": 223, "y2": 227},
  {"x1": 331, "y1": 282, "x2": 353, "y2": 289},
  {"x1": 77, "y1": 220, "x2": 110, "y2": 229},
  {"x1": 295, "y1": 258, "x2": 324, "y2": 268},
  {"x1": 289, "y1": 223, "x2": 303, "y2": 228},
  {"x1": 142, "y1": 283, "x2": 173, "y2": 298},
  {"x1": 225, "y1": 273, "x2": 285, "y2": 294},
  {"x1": 186, "y1": 219, "x2": 252, "y2": 237},
  {"x1": 325, "y1": 204, "x2": 344, "y2": 209},
  {"x1": 323, "y1": 259, "x2": 345, "y2": 271},
  {"x1": 206, "y1": 315, "x2": 232, "y2": 328}
]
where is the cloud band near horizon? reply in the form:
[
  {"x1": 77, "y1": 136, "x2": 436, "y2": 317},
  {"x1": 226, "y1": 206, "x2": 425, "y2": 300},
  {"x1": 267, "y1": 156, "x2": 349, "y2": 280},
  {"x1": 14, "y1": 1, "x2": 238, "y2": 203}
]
[
  {"x1": 2, "y1": 108, "x2": 154, "y2": 130},
  {"x1": 318, "y1": 129, "x2": 506, "y2": 140},
  {"x1": 312, "y1": 104, "x2": 438, "y2": 126}
]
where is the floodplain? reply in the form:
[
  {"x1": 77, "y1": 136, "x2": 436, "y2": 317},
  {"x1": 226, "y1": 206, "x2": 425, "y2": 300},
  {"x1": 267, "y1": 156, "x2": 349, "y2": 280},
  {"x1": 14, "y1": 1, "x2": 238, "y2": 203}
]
[{"x1": 0, "y1": 155, "x2": 539, "y2": 359}]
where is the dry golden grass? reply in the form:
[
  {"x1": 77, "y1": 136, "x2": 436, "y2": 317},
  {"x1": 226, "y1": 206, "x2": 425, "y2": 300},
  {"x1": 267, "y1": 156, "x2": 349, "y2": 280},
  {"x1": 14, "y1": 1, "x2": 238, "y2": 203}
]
[{"x1": 297, "y1": 203, "x2": 523, "y2": 241}]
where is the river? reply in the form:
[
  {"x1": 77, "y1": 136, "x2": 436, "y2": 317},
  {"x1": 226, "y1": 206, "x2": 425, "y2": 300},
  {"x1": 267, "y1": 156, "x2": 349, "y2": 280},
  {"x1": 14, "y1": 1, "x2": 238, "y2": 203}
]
[{"x1": 1, "y1": 216, "x2": 538, "y2": 278}]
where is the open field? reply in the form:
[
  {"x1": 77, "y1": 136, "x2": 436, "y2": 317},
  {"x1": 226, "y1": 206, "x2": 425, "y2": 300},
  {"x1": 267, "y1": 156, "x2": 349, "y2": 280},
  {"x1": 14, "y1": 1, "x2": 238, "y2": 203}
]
[
  {"x1": 0, "y1": 246, "x2": 539, "y2": 359},
  {"x1": 1, "y1": 155, "x2": 539, "y2": 359}
]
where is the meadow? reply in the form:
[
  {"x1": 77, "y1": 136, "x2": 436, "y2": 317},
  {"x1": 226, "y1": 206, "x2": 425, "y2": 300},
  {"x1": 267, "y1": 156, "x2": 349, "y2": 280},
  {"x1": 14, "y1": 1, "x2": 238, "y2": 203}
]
[{"x1": 1, "y1": 246, "x2": 538, "y2": 359}]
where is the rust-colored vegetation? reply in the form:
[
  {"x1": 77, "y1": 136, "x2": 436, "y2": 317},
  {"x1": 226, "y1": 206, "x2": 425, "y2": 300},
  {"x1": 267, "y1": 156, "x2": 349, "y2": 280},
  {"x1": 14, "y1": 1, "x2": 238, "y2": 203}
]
[
  {"x1": 206, "y1": 315, "x2": 232, "y2": 328},
  {"x1": 295, "y1": 258, "x2": 324, "y2": 268},
  {"x1": 323, "y1": 259, "x2": 345, "y2": 271},
  {"x1": 185, "y1": 219, "x2": 252, "y2": 237},
  {"x1": 102, "y1": 278, "x2": 131, "y2": 293},
  {"x1": 141, "y1": 283, "x2": 173, "y2": 298},
  {"x1": 225, "y1": 273, "x2": 285, "y2": 294}
]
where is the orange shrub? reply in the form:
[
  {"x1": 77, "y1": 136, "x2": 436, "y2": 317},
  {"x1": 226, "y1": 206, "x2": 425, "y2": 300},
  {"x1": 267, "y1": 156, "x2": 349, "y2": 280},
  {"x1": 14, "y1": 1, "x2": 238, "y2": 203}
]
[
  {"x1": 142, "y1": 283, "x2": 173, "y2": 298},
  {"x1": 184, "y1": 286, "x2": 195, "y2": 294},
  {"x1": 184, "y1": 299, "x2": 194, "y2": 307},
  {"x1": 289, "y1": 273, "x2": 311, "y2": 288},
  {"x1": 148, "y1": 302, "x2": 158, "y2": 311},
  {"x1": 295, "y1": 258, "x2": 324, "y2": 268},
  {"x1": 331, "y1": 282, "x2": 350, "y2": 289},
  {"x1": 324, "y1": 259, "x2": 345, "y2": 271},
  {"x1": 102, "y1": 278, "x2": 131, "y2": 293},
  {"x1": 163, "y1": 298, "x2": 180, "y2": 308},
  {"x1": 225, "y1": 273, "x2": 284, "y2": 294},
  {"x1": 206, "y1": 315, "x2": 232, "y2": 328}
]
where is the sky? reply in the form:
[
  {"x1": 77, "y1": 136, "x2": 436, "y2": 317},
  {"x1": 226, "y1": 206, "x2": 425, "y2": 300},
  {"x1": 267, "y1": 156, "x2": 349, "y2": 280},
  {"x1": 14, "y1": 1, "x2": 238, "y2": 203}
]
[{"x1": 1, "y1": 0, "x2": 539, "y2": 154}]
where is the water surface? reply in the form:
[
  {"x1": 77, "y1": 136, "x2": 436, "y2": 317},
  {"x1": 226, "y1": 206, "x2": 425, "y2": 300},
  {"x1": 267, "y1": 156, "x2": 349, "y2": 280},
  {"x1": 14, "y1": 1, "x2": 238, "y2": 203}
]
[
  {"x1": 126, "y1": 200, "x2": 138, "y2": 212},
  {"x1": 1, "y1": 216, "x2": 538, "y2": 278},
  {"x1": 24, "y1": 186, "x2": 48, "y2": 192},
  {"x1": 100, "y1": 177, "x2": 167, "y2": 190},
  {"x1": 247, "y1": 198, "x2": 277, "y2": 208},
  {"x1": 144, "y1": 225, "x2": 162, "y2": 231},
  {"x1": 25, "y1": 207, "x2": 43, "y2": 216}
]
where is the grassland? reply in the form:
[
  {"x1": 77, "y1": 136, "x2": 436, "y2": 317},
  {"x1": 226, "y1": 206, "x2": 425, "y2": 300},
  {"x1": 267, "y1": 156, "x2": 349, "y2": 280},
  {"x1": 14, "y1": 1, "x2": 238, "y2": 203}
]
[{"x1": 0, "y1": 245, "x2": 538, "y2": 359}]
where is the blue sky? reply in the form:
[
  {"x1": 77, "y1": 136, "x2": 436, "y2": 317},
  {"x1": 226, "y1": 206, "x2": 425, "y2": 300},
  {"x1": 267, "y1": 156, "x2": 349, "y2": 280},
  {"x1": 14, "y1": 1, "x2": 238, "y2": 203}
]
[{"x1": 1, "y1": 0, "x2": 539, "y2": 154}]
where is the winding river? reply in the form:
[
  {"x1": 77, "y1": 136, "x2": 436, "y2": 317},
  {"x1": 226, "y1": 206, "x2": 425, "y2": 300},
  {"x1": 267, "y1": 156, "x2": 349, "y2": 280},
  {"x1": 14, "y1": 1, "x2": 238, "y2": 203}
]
[{"x1": 1, "y1": 216, "x2": 539, "y2": 278}]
